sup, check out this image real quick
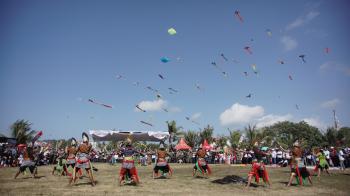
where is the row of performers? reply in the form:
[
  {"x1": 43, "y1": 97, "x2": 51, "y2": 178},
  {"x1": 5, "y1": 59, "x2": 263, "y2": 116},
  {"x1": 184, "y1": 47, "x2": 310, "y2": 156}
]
[{"x1": 15, "y1": 134, "x2": 330, "y2": 187}]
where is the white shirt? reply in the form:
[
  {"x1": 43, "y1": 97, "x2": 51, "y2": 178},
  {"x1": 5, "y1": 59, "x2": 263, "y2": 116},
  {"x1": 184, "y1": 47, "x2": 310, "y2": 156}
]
[
  {"x1": 271, "y1": 151, "x2": 277, "y2": 158},
  {"x1": 324, "y1": 150, "x2": 330, "y2": 159}
]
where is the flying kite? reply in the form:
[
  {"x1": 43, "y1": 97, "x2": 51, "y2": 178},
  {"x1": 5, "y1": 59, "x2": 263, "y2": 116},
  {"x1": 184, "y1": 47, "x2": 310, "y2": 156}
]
[
  {"x1": 288, "y1": 75, "x2": 293, "y2": 80},
  {"x1": 243, "y1": 72, "x2": 248, "y2": 77},
  {"x1": 133, "y1": 82, "x2": 140, "y2": 86},
  {"x1": 168, "y1": 28, "x2": 177, "y2": 35},
  {"x1": 234, "y1": 10, "x2": 243, "y2": 23},
  {"x1": 211, "y1": 61, "x2": 228, "y2": 77},
  {"x1": 116, "y1": 74, "x2": 124, "y2": 80},
  {"x1": 251, "y1": 64, "x2": 257, "y2": 71},
  {"x1": 158, "y1": 74, "x2": 165, "y2": 80},
  {"x1": 246, "y1": 93, "x2": 252, "y2": 98},
  {"x1": 136, "y1": 105, "x2": 146, "y2": 112},
  {"x1": 162, "y1": 108, "x2": 169, "y2": 112},
  {"x1": 168, "y1": 88, "x2": 178, "y2": 93},
  {"x1": 140, "y1": 121, "x2": 153, "y2": 127},
  {"x1": 278, "y1": 60, "x2": 285, "y2": 64},
  {"x1": 146, "y1": 86, "x2": 158, "y2": 93},
  {"x1": 266, "y1": 29, "x2": 272, "y2": 37},
  {"x1": 195, "y1": 83, "x2": 204, "y2": 91},
  {"x1": 185, "y1": 117, "x2": 200, "y2": 125},
  {"x1": 156, "y1": 94, "x2": 162, "y2": 99},
  {"x1": 299, "y1": 55, "x2": 306, "y2": 63},
  {"x1": 221, "y1": 53, "x2": 228, "y2": 61},
  {"x1": 88, "y1": 99, "x2": 113, "y2": 109},
  {"x1": 324, "y1": 47, "x2": 330, "y2": 54},
  {"x1": 295, "y1": 104, "x2": 299, "y2": 110},
  {"x1": 161, "y1": 57, "x2": 170, "y2": 63},
  {"x1": 244, "y1": 46, "x2": 252, "y2": 55}
]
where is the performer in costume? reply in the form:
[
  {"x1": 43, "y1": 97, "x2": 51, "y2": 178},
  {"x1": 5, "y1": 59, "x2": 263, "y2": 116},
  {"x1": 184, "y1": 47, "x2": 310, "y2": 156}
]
[
  {"x1": 14, "y1": 143, "x2": 37, "y2": 179},
  {"x1": 287, "y1": 141, "x2": 312, "y2": 186},
  {"x1": 314, "y1": 149, "x2": 330, "y2": 178},
  {"x1": 153, "y1": 143, "x2": 172, "y2": 178},
  {"x1": 52, "y1": 153, "x2": 67, "y2": 176},
  {"x1": 119, "y1": 137, "x2": 140, "y2": 185},
  {"x1": 193, "y1": 146, "x2": 211, "y2": 177},
  {"x1": 69, "y1": 132, "x2": 95, "y2": 186},
  {"x1": 246, "y1": 158, "x2": 270, "y2": 187},
  {"x1": 65, "y1": 138, "x2": 80, "y2": 177}
]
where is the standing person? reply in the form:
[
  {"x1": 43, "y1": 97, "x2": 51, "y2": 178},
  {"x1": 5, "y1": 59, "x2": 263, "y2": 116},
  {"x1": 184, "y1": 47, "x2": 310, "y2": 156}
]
[
  {"x1": 323, "y1": 147, "x2": 332, "y2": 166},
  {"x1": 153, "y1": 143, "x2": 172, "y2": 178},
  {"x1": 338, "y1": 148, "x2": 346, "y2": 171},
  {"x1": 287, "y1": 141, "x2": 312, "y2": 186},
  {"x1": 69, "y1": 132, "x2": 95, "y2": 186},
  {"x1": 246, "y1": 159, "x2": 271, "y2": 188},
  {"x1": 14, "y1": 143, "x2": 37, "y2": 179},
  {"x1": 276, "y1": 149, "x2": 283, "y2": 165},
  {"x1": 193, "y1": 146, "x2": 211, "y2": 177},
  {"x1": 65, "y1": 138, "x2": 78, "y2": 176},
  {"x1": 119, "y1": 138, "x2": 140, "y2": 185},
  {"x1": 271, "y1": 149, "x2": 277, "y2": 166}
]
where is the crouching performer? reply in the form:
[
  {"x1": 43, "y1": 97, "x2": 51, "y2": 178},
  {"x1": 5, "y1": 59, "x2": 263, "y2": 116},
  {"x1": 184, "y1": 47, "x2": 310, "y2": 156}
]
[
  {"x1": 153, "y1": 143, "x2": 172, "y2": 178},
  {"x1": 193, "y1": 146, "x2": 211, "y2": 177},
  {"x1": 69, "y1": 132, "x2": 95, "y2": 186},
  {"x1": 119, "y1": 138, "x2": 140, "y2": 185},
  {"x1": 246, "y1": 158, "x2": 271, "y2": 187},
  {"x1": 287, "y1": 141, "x2": 312, "y2": 186}
]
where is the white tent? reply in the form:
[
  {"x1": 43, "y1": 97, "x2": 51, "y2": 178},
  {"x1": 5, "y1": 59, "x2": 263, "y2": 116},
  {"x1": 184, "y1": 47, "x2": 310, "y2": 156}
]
[{"x1": 89, "y1": 130, "x2": 169, "y2": 142}]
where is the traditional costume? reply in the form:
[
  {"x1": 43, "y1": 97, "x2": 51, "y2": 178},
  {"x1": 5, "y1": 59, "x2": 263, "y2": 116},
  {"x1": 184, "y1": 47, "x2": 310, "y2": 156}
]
[
  {"x1": 14, "y1": 143, "x2": 36, "y2": 179},
  {"x1": 153, "y1": 143, "x2": 172, "y2": 178},
  {"x1": 287, "y1": 141, "x2": 312, "y2": 186},
  {"x1": 119, "y1": 139, "x2": 140, "y2": 185},
  {"x1": 69, "y1": 132, "x2": 95, "y2": 186},
  {"x1": 65, "y1": 138, "x2": 78, "y2": 176},
  {"x1": 246, "y1": 159, "x2": 270, "y2": 187},
  {"x1": 52, "y1": 155, "x2": 67, "y2": 176},
  {"x1": 314, "y1": 149, "x2": 330, "y2": 177},
  {"x1": 193, "y1": 147, "x2": 211, "y2": 176}
]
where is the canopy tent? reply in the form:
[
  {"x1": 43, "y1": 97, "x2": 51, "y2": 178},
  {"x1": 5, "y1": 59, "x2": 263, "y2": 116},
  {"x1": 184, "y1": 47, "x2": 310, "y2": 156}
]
[
  {"x1": 202, "y1": 139, "x2": 212, "y2": 151},
  {"x1": 89, "y1": 130, "x2": 169, "y2": 142},
  {"x1": 175, "y1": 138, "x2": 191, "y2": 150}
]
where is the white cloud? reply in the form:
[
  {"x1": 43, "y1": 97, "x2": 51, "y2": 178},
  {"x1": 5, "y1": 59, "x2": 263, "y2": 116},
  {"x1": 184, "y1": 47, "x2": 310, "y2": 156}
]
[
  {"x1": 135, "y1": 99, "x2": 167, "y2": 112},
  {"x1": 256, "y1": 114, "x2": 293, "y2": 128},
  {"x1": 321, "y1": 98, "x2": 340, "y2": 109},
  {"x1": 280, "y1": 36, "x2": 298, "y2": 51},
  {"x1": 191, "y1": 112, "x2": 201, "y2": 120},
  {"x1": 320, "y1": 61, "x2": 350, "y2": 76},
  {"x1": 219, "y1": 103, "x2": 264, "y2": 126},
  {"x1": 168, "y1": 107, "x2": 181, "y2": 113},
  {"x1": 303, "y1": 117, "x2": 327, "y2": 130},
  {"x1": 286, "y1": 11, "x2": 320, "y2": 31}
]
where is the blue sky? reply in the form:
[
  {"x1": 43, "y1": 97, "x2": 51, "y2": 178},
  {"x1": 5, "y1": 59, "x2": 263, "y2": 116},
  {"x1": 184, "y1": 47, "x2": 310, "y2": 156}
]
[{"x1": 1, "y1": 0, "x2": 349, "y2": 139}]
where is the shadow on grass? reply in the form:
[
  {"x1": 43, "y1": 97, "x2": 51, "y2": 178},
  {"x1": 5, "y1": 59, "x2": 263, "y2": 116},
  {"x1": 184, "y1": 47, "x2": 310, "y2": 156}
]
[
  {"x1": 211, "y1": 175, "x2": 257, "y2": 187},
  {"x1": 74, "y1": 180, "x2": 98, "y2": 187},
  {"x1": 153, "y1": 176, "x2": 168, "y2": 180}
]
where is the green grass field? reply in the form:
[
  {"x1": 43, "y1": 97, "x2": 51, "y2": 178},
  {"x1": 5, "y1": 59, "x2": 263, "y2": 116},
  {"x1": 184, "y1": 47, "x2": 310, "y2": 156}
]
[{"x1": 0, "y1": 163, "x2": 349, "y2": 196}]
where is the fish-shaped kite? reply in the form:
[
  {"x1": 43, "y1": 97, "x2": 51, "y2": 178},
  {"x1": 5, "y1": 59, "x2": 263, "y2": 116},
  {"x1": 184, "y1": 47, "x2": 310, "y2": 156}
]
[
  {"x1": 278, "y1": 60, "x2": 285, "y2": 64},
  {"x1": 324, "y1": 47, "x2": 330, "y2": 54},
  {"x1": 168, "y1": 88, "x2": 178, "y2": 93},
  {"x1": 140, "y1": 121, "x2": 153, "y2": 127},
  {"x1": 244, "y1": 46, "x2": 252, "y2": 55},
  {"x1": 234, "y1": 10, "x2": 243, "y2": 23},
  {"x1": 295, "y1": 104, "x2": 299, "y2": 110},
  {"x1": 136, "y1": 105, "x2": 146, "y2": 112},
  {"x1": 88, "y1": 99, "x2": 113, "y2": 108},
  {"x1": 221, "y1": 53, "x2": 228, "y2": 61},
  {"x1": 158, "y1": 74, "x2": 165, "y2": 80},
  {"x1": 243, "y1": 72, "x2": 248, "y2": 77},
  {"x1": 146, "y1": 86, "x2": 159, "y2": 93},
  {"x1": 299, "y1": 55, "x2": 306, "y2": 63},
  {"x1": 162, "y1": 108, "x2": 169, "y2": 112},
  {"x1": 246, "y1": 93, "x2": 252, "y2": 98},
  {"x1": 168, "y1": 28, "x2": 177, "y2": 35},
  {"x1": 266, "y1": 29, "x2": 272, "y2": 37},
  {"x1": 288, "y1": 75, "x2": 293, "y2": 80},
  {"x1": 195, "y1": 83, "x2": 204, "y2": 91},
  {"x1": 161, "y1": 57, "x2": 170, "y2": 63}
]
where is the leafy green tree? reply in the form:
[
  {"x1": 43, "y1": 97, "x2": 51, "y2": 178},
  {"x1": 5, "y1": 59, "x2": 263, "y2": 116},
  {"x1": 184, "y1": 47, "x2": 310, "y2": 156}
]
[
  {"x1": 228, "y1": 130, "x2": 241, "y2": 148},
  {"x1": 166, "y1": 120, "x2": 183, "y2": 150},
  {"x1": 199, "y1": 125, "x2": 214, "y2": 144},
  {"x1": 10, "y1": 120, "x2": 35, "y2": 144},
  {"x1": 337, "y1": 127, "x2": 350, "y2": 146},
  {"x1": 216, "y1": 136, "x2": 228, "y2": 149}
]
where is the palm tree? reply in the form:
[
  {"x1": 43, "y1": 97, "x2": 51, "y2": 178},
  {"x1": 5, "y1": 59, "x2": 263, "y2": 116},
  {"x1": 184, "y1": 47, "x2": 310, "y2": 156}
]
[
  {"x1": 10, "y1": 120, "x2": 35, "y2": 144},
  {"x1": 199, "y1": 125, "x2": 214, "y2": 144},
  {"x1": 183, "y1": 130, "x2": 199, "y2": 148},
  {"x1": 166, "y1": 120, "x2": 183, "y2": 150},
  {"x1": 244, "y1": 124, "x2": 259, "y2": 148}
]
